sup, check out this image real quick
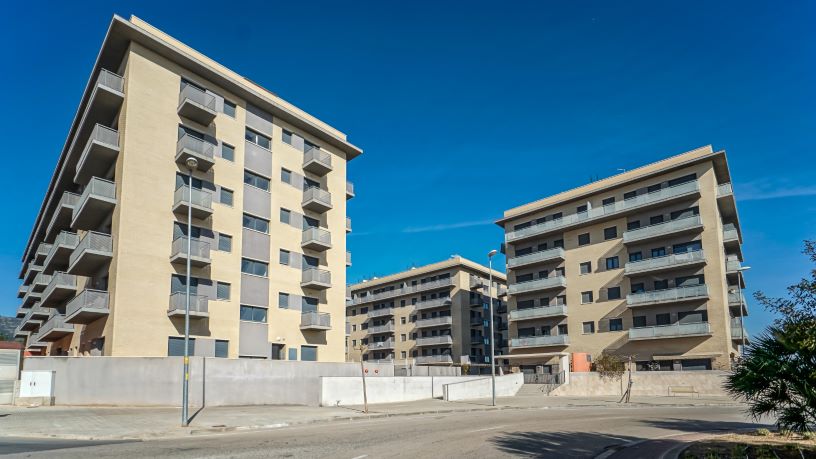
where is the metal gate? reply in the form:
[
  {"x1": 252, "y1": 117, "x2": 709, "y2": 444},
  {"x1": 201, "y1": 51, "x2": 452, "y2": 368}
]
[{"x1": 0, "y1": 349, "x2": 21, "y2": 404}]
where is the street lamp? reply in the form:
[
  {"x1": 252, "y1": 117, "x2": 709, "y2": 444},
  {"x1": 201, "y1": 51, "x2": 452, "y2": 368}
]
[
  {"x1": 730, "y1": 266, "x2": 751, "y2": 357},
  {"x1": 182, "y1": 156, "x2": 198, "y2": 427},
  {"x1": 487, "y1": 249, "x2": 498, "y2": 407}
]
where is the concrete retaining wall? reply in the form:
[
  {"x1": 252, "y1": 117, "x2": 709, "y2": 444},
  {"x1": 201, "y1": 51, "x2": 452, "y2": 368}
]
[
  {"x1": 549, "y1": 371, "x2": 728, "y2": 397},
  {"x1": 22, "y1": 357, "x2": 393, "y2": 407},
  {"x1": 443, "y1": 373, "x2": 524, "y2": 401},
  {"x1": 319, "y1": 376, "x2": 485, "y2": 406}
]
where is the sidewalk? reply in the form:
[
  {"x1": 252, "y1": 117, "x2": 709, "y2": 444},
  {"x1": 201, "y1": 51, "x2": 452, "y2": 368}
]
[{"x1": 0, "y1": 395, "x2": 742, "y2": 441}]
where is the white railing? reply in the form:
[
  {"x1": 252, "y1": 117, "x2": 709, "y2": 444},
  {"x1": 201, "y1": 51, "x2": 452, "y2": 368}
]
[
  {"x1": 174, "y1": 185, "x2": 213, "y2": 210},
  {"x1": 509, "y1": 275, "x2": 567, "y2": 295},
  {"x1": 622, "y1": 215, "x2": 703, "y2": 244},
  {"x1": 168, "y1": 292, "x2": 209, "y2": 314},
  {"x1": 415, "y1": 316, "x2": 453, "y2": 327},
  {"x1": 69, "y1": 232, "x2": 113, "y2": 268},
  {"x1": 416, "y1": 335, "x2": 453, "y2": 346},
  {"x1": 97, "y1": 69, "x2": 124, "y2": 92},
  {"x1": 303, "y1": 187, "x2": 332, "y2": 208},
  {"x1": 179, "y1": 83, "x2": 216, "y2": 110},
  {"x1": 510, "y1": 335, "x2": 569, "y2": 348},
  {"x1": 302, "y1": 268, "x2": 331, "y2": 286},
  {"x1": 350, "y1": 278, "x2": 453, "y2": 305},
  {"x1": 510, "y1": 305, "x2": 568, "y2": 321},
  {"x1": 171, "y1": 237, "x2": 211, "y2": 260},
  {"x1": 177, "y1": 133, "x2": 215, "y2": 160},
  {"x1": 506, "y1": 180, "x2": 700, "y2": 241},
  {"x1": 627, "y1": 284, "x2": 709, "y2": 306},
  {"x1": 302, "y1": 227, "x2": 331, "y2": 247},
  {"x1": 301, "y1": 311, "x2": 331, "y2": 328},
  {"x1": 629, "y1": 322, "x2": 711, "y2": 340},
  {"x1": 304, "y1": 147, "x2": 332, "y2": 169},
  {"x1": 624, "y1": 250, "x2": 706, "y2": 275},
  {"x1": 66, "y1": 289, "x2": 109, "y2": 317},
  {"x1": 508, "y1": 247, "x2": 565, "y2": 269}
]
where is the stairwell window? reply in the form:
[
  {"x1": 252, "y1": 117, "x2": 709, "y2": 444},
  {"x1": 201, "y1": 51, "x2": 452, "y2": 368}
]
[
  {"x1": 243, "y1": 214, "x2": 269, "y2": 233},
  {"x1": 245, "y1": 128, "x2": 270, "y2": 149},
  {"x1": 609, "y1": 318, "x2": 623, "y2": 331},
  {"x1": 581, "y1": 291, "x2": 594, "y2": 304},
  {"x1": 578, "y1": 233, "x2": 590, "y2": 246},
  {"x1": 241, "y1": 258, "x2": 268, "y2": 277},
  {"x1": 240, "y1": 305, "x2": 267, "y2": 323},
  {"x1": 244, "y1": 170, "x2": 270, "y2": 191}
]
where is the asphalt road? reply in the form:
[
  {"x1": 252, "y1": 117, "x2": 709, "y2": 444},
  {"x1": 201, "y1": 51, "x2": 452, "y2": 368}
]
[{"x1": 0, "y1": 405, "x2": 765, "y2": 458}]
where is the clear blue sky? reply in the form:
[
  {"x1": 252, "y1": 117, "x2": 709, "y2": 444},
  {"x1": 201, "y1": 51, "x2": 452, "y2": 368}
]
[{"x1": 1, "y1": 1, "x2": 814, "y2": 337}]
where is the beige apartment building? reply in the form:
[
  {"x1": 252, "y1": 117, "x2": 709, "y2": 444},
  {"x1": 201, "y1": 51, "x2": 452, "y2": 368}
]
[
  {"x1": 346, "y1": 257, "x2": 508, "y2": 370},
  {"x1": 13, "y1": 15, "x2": 360, "y2": 361},
  {"x1": 497, "y1": 146, "x2": 747, "y2": 374}
]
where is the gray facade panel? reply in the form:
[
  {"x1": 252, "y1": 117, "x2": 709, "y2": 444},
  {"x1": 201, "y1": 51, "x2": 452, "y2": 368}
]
[
  {"x1": 239, "y1": 321, "x2": 269, "y2": 357},
  {"x1": 193, "y1": 338, "x2": 215, "y2": 357},
  {"x1": 244, "y1": 141, "x2": 273, "y2": 176},
  {"x1": 243, "y1": 184, "x2": 271, "y2": 220},
  {"x1": 240, "y1": 273, "x2": 269, "y2": 307},
  {"x1": 242, "y1": 228, "x2": 270, "y2": 262},
  {"x1": 246, "y1": 104, "x2": 274, "y2": 136}
]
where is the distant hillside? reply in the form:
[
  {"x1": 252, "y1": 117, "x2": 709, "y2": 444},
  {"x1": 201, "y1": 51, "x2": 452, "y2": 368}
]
[{"x1": 0, "y1": 315, "x2": 20, "y2": 340}]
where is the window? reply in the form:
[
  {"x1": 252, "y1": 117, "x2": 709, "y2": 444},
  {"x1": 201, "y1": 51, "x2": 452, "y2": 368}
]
[
  {"x1": 282, "y1": 129, "x2": 294, "y2": 145},
  {"x1": 301, "y1": 346, "x2": 317, "y2": 361},
  {"x1": 280, "y1": 208, "x2": 291, "y2": 224},
  {"x1": 168, "y1": 337, "x2": 195, "y2": 356},
  {"x1": 633, "y1": 316, "x2": 647, "y2": 327},
  {"x1": 558, "y1": 324, "x2": 568, "y2": 335},
  {"x1": 607, "y1": 286, "x2": 621, "y2": 300},
  {"x1": 401, "y1": 351, "x2": 407, "y2": 359},
  {"x1": 278, "y1": 293, "x2": 289, "y2": 308},
  {"x1": 271, "y1": 344, "x2": 285, "y2": 360},
  {"x1": 629, "y1": 251, "x2": 642, "y2": 262},
  {"x1": 243, "y1": 214, "x2": 269, "y2": 233},
  {"x1": 624, "y1": 190, "x2": 637, "y2": 200},
  {"x1": 552, "y1": 212, "x2": 563, "y2": 220},
  {"x1": 650, "y1": 215, "x2": 665, "y2": 225},
  {"x1": 241, "y1": 258, "x2": 268, "y2": 277},
  {"x1": 609, "y1": 318, "x2": 623, "y2": 331},
  {"x1": 279, "y1": 249, "x2": 290, "y2": 265},
  {"x1": 673, "y1": 241, "x2": 702, "y2": 253},
  {"x1": 581, "y1": 291, "x2": 594, "y2": 304},
  {"x1": 281, "y1": 168, "x2": 292, "y2": 184},
  {"x1": 401, "y1": 317, "x2": 406, "y2": 324},
  {"x1": 578, "y1": 233, "x2": 590, "y2": 246},
  {"x1": 671, "y1": 207, "x2": 698, "y2": 220},
  {"x1": 541, "y1": 325, "x2": 551, "y2": 336},
  {"x1": 216, "y1": 282, "x2": 231, "y2": 300},
  {"x1": 656, "y1": 313, "x2": 671, "y2": 325},
  {"x1": 223, "y1": 100, "x2": 236, "y2": 117},
  {"x1": 219, "y1": 187, "x2": 234, "y2": 206},
  {"x1": 668, "y1": 173, "x2": 696, "y2": 187},
  {"x1": 400, "y1": 334, "x2": 407, "y2": 342},
  {"x1": 582, "y1": 321, "x2": 595, "y2": 334},
  {"x1": 647, "y1": 184, "x2": 662, "y2": 193},
  {"x1": 654, "y1": 279, "x2": 669, "y2": 290},
  {"x1": 579, "y1": 262, "x2": 591, "y2": 275},
  {"x1": 631, "y1": 283, "x2": 645, "y2": 293},
  {"x1": 221, "y1": 143, "x2": 235, "y2": 161},
  {"x1": 604, "y1": 226, "x2": 617, "y2": 240},
  {"x1": 288, "y1": 348, "x2": 297, "y2": 360},
  {"x1": 627, "y1": 220, "x2": 641, "y2": 231},
  {"x1": 245, "y1": 128, "x2": 271, "y2": 149},
  {"x1": 217, "y1": 233, "x2": 232, "y2": 252},
  {"x1": 214, "y1": 340, "x2": 229, "y2": 358},
  {"x1": 577, "y1": 204, "x2": 588, "y2": 214},
  {"x1": 518, "y1": 327, "x2": 535, "y2": 337},
  {"x1": 651, "y1": 247, "x2": 666, "y2": 258},
  {"x1": 605, "y1": 256, "x2": 620, "y2": 270},
  {"x1": 556, "y1": 295, "x2": 566, "y2": 305},
  {"x1": 554, "y1": 239, "x2": 564, "y2": 248},
  {"x1": 244, "y1": 170, "x2": 271, "y2": 191},
  {"x1": 602, "y1": 197, "x2": 615, "y2": 206},
  {"x1": 240, "y1": 305, "x2": 267, "y2": 322},
  {"x1": 302, "y1": 296, "x2": 318, "y2": 313}
]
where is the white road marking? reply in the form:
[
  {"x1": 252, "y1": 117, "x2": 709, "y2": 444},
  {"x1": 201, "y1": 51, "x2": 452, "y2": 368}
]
[
  {"x1": 468, "y1": 425, "x2": 507, "y2": 433},
  {"x1": 351, "y1": 455, "x2": 368, "y2": 459}
]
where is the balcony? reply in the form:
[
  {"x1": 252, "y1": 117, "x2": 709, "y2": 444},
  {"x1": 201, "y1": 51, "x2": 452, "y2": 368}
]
[
  {"x1": 368, "y1": 308, "x2": 396, "y2": 319},
  {"x1": 349, "y1": 278, "x2": 453, "y2": 305},
  {"x1": 415, "y1": 355, "x2": 453, "y2": 365},
  {"x1": 65, "y1": 289, "x2": 110, "y2": 324},
  {"x1": 31, "y1": 273, "x2": 52, "y2": 292},
  {"x1": 622, "y1": 215, "x2": 704, "y2": 245},
  {"x1": 346, "y1": 217, "x2": 352, "y2": 233},
  {"x1": 728, "y1": 291, "x2": 749, "y2": 316},
  {"x1": 40, "y1": 272, "x2": 78, "y2": 308},
  {"x1": 35, "y1": 243, "x2": 52, "y2": 263},
  {"x1": 301, "y1": 227, "x2": 332, "y2": 251},
  {"x1": 723, "y1": 223, "x2": 742, "y2": 256},
  {"x1": 20, "y1": 289, "x2": 41, "y2": 308},
  {"x1": 75, "y1": 124, "x2": 120, "y2": 184},
  {"x1": 45, "y1": 192, "x2": 80, "y2": 240},
  {"x1": 19, "y1": 313, "x2": 43, "y2": 332},
  {"x1": 367, "y1": 323, "x2": 395, "y2": 334},
  {"x1": 471, "y1": 316, "x2": 486, "y2": 326},
  {"x1": 627, "y1": 285, "x2": 709, "y2": 308},
  {"x1": 506, "y1": 180, "x2": 700, "y2": 243},
  {"x1": 23, "y1": 261, "x2": 43, "y2": 284},
  {"x1": 17, "y1": 285, "x2": 27, "y2": 299},
  {"x1": 507, "y1": 247, "x2": 565, "y2": 269},
  {"x1": 346, "y1": 181, "x2": 355, "y2": 199},
  {"x1": 67, "y1": 231, "x2": 113, "y2": 276},
  {"x1": 176, "y1": 133, "x2": 216, "y2": 172},
  {"x1": 89, "y1": 69, "x2": 124, "y2": 116},
  {"x1": 624, "y1": 250, "x2": 707, "y2": 276},
  {"x1": 414, "y1": 297, "x2": 452, "y2": 311},
  {"x1": 510, "y1": 334, "x2": 569, "y2": 349},
  {"x1": 26, "y1": 339, "x2": 47, "y2": 351},
  {"x1": 302, "y1": 187, "x2": 332, "y2": 213},
  {"x1": 368, "y1": 339, "x2": 395, "y2": 350},
  {"x1": 71, "y1": 177, "x2": 117, "y2": 230},
  {"x1": 173, "y1": 185, "x2": 214, "y2": 219},
  {"x1": 38, "y1": 315, "x2": 75, "y2": 342},
  {"x1": 510, "y1": 305, "x2": 568, "y2": 321},
  {"x1": 726, "y1": 256, "x2": 746, "y2": 288},
  {"x1": 415, "y1": 335, "x2": 453, "y2": 347},
  {"x1": 15, "y1": 307, "x2": 26, "y2": 318},
  {"x1": 508, "y1": 275, "x2": 567, "y2": 295},
  {"x1": 300, "y1": 311, "x2": 332, "y2": 330},
  {"x1": 415, "y1": 316, "x2": 453, "y2": 328},
  {"x1": 730, "y1": 317, "x2": 749, "y2": 342},
  {"x1": 628, "y1": 322, "x2": 712, "y2": 341},
  {"x1": 167, "y1": 292, "x2": 209, "y2": 318},
  {"x1": 346, "y1": 251, "x2": 352, "y2": 267},
  {"x1": 303, "y1": 147, "x2": 332, "y2": 175},
  {"x1": 301, "y1": 268, "x2": 331, "y2": 290},
  {"x1": 716, "y1": 183, "x2": 737, "y2": 219},
  {"x1": 42, "y1": 231, "x2": 79, "y2": 274},
  {"x1": 178, "y1": 82, "x2": 217, "y2": 125},
  {"x1": 471, "y1": 335, "x2": 487, "y2": 345},
  {"x1": 170, "y1": 237, "x2": 211, "y2": 267}
]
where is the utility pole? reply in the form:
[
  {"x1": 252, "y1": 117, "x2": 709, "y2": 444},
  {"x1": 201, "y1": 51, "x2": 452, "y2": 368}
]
[{"x1": 488, "y1": 249, "x2": 498, "y2": 407}]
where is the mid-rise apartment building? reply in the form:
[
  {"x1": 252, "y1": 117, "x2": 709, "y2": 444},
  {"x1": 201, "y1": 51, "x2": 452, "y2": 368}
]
[
  {"x1": 13, "y1": 15, "x2": 360, "y2": 361},
  {"x1": 346, "y1": 257, "x2": 507, "y2": 369},
  {"x1": 497, "y1": 146, "x2": 747, "y2": 374}
]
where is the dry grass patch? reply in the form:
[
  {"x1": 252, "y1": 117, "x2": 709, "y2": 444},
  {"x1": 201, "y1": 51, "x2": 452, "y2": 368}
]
[{"x1": 681, "y1": 431, "x2": 816, "y2": 458}]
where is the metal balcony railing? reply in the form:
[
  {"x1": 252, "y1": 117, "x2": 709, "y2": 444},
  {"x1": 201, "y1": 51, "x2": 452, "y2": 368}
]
[
  {"x1": 508, "y1": 247, "x2": 565, "y2": 269},
  {"x1": 508, "y1": 275, "x2": 567, "y2": 295},
  {"x1": 510, "y1": 304, "x2": 568, "y2": 321},
  {"x1": 415, "y1": 316, "x2": 453, "y2": 328},
  {"x1": 726, "y1": 256, "x2": 742, "y2": 273},
  {"x1": 629, "y1": 322, "x2": 711, "y2": 340},
  {"x1": 723, "y1": 223, "x2": 740, "y2": 243},
  {"x1": 622, "y1": 215, "x2": 703, "y2": 244},
  {"x1": 303, "y1": 147, "x2": 332, "y2": 173},
  {"x1": 414, "y1": 297, "x2": 452, "y2": 311},
  {"x1": 731, "y1": 317, "x2": 748, "y2": 340},
  {"x1": 41, "y1": 272, "x2": 76, "y2": 306},
  {"x1": 506, "y1": 180, "x2": 700, "y2": 242},
  {"x1": 510, "y1": 334, "x2": 569, "y2": 348},
  {"x1": 179, "y1": 83, "x2": 216, "y2": 111},
  {"x1": 302, "y1": 187, "x2": 332, "y2": 210},
  {"x1": 302, "y1": 227, "x2": 332, "y2": 248},
  {"x1": 415, "y1": 355, "x2": 453, "y2": 364},
  {"x1": 302, "y1": 268, "x2": 331, "y2": 286},
  {"x1": 350, "y1": 278, "x2": 453, "y2": 305},
  {"x1": 39, "y1": 314, "x2": 74, "y2": 338},
  {"x1": 368, "y1": 308, "x2": 397, "y2": 319},
  {"x1": 346, "y1": 181, "x2": 355, "y2": 197},
  {"x1": 44, "y1": 231, "x2": 79, "y2": 272},
  {"x1": 73, "y1": 177, "x2": 116, "y2": 227},
  {"x1": 171, "y1": 237, "x2": 211, "y2": 263},
  {"x1": 367, "y1": 323, "x2": 395, "y2": 334},
  {"x1": 174, "y1": 185, "x2": 213, "y2": 211},
  {"x1": 65, "y1": 289, "x2": 110, "y2": 320},
  {"x1": 176, "y1": 133, "x2": 215, "y2": 161},
  {"x1": 627, "y1": 284, "x2": 709, "y2": 307},
  {"x1": 368, "y1": 339, "x2": 395, "y2": 350},
  {"x1": 69, "y1": 232, "x2": 113, "y2": 268},
  {"x1": 717, "y1": 183, "x2": 733, "y2": 197},
  {"x1": 36, "y1": 243, "x2": 52, "y2": 260},
  {"x1": 46, "y1": 192, "x2": 81, "y2": 238},
  {"x1": 624, "y1": 250, "x2": 706, "y2": 275},
  {"x1": 415, "y1": 335, "x2": 453, "y2": 346},
  {"x1": 167, "y1": 292, "x2": 209, "y2": 316},
  {"x1": 300, "y1": 311, "x2": 331, "y2": 329},
  {"x1": 97, "y1": 69, "x2": 124, "y2": 92},
  {"x1": 346, "y1": 217, "x2": 352, "y2": 232}
]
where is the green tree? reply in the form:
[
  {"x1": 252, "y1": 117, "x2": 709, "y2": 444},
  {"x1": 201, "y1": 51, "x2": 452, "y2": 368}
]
[{"x1": 725, "y1": 240, "x2": 816, "y2": 432}]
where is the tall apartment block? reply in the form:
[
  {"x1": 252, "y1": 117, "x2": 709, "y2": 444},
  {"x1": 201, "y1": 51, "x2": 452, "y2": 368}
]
[
  {"x1": 497, "y1": 146, "x2": 747, "y2": 374},
  {"x1": 13, "y1": 16, "x2": 360, "y2": 361},
  {"x1": 346, "y1": 257, "x2": 508, "y2": 369}
]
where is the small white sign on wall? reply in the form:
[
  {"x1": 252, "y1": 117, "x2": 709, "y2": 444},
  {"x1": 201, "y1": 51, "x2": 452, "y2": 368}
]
[{"x1": 19, "y1": 371, "x2": 55, "y2": 398}]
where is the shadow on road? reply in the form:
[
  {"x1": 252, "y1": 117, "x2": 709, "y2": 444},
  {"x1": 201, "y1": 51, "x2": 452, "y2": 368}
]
[
  {"x1": 491, "y1": 431, "x2": 641, "y2": 458},
  {"x1": 645, "y1": 418, "x2": 771, "y2": 433}
]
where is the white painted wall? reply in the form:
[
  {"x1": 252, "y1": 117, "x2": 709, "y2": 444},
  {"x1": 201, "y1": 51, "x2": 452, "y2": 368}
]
[
  {"x1": 319, "y1": 376, "x2": 488, "y2": 406},
  {"x1": 549, "y1": 371, "x2": 729, "y2": 397},
  {"x1": 443, "y1": 373, "x2": 524, "y2": 401}
]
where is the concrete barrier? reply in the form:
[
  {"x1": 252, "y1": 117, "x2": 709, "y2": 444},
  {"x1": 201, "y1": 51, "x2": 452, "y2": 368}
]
[
  {"x1": 22, "y1": 357, "x2": 394, "y2": 406},
  {"x1": 319, "y1": 376, "x2": 487, "y2": 406},
  {"x1": 442, "y1": 373, "x2": 524, "y2": 401},
  {"x1": 549, "y1": 371, "x2": 729, "y2": 397}
]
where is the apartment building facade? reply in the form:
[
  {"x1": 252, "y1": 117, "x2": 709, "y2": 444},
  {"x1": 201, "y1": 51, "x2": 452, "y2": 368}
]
[
  {"x1": 13, "y1": 15, "x2": 360, "y2": 361},
  {"x1": 346, "y1": 257, "x2": 508, "y2": 369},
  {"x1": 497, "y1": 146, "x2": 747, "y2": 373}
]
